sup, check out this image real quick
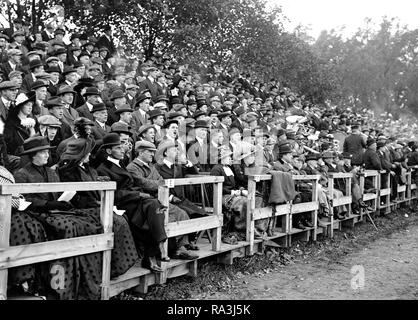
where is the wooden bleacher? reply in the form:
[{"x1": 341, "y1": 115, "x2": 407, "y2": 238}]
[{"x1": 1, "y1": 168, "x2": 417, "y2": 300}]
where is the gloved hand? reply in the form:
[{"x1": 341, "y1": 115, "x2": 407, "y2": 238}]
[
  {"x1": 45, "y1": 201, "x2": 73, "y2": 211},
  {"x1": 171, "y1": 196, "x2": 182, "y2": 204}
]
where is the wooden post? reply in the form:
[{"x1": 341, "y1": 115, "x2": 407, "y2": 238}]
[
  {"x1": 212, "y1": 182, "x2": 222, "y2": 252},
  {"x1": 311, "y1": 178, "x2": 318, "y2": 241},
  {"x1": 0, "y1": 194, "x2": 12, "y2": 300},
  {"x1": 328, "y1": 176, "x2": 336, "y2": 236},
  {"x1": 158, "y1": 184, "x2": 170, "y2": 269},
  {"x1": 246, "y1": 179, "x2": 257, "y2": 255},
  {"x1": 100, "y1": 190, "x2": 114, "y2": 300}
]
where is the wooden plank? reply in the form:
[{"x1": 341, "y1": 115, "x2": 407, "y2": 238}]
[
  {"x1": 411, "y1": 184, "x2": 416, "y2": 190},
  {"x1": 162, "y1": 176, "x2": 224, "y2": 187},
  {"x1": 292, "y1": 174, "x2": 320, "y2": 181},
  {"x1": 166, "y1": 215, "x2": 223, "y2": 238},
  {"x1": 363, "y1": 193, "x2": 377, "y2": 201},
  {"x1": 0, "y1": 181, "x2": 116, "y2": 195},
  {"x1": 252, "y1": 204, "x2": 290, "y2": 220},
  {"x1": 360, "y1": 170, "x2": 379, "y2": 177},
  {"x1": 333, "y1": 196, "x2": 352, "y2": 207},
  {"x1": 397, "y1": 185, "x2": 406, "y2": 193},
  {"x1": 0, "y1": 234, "x2": 113, "y2": 269},
  {"x1": 248, "y1": 174, "x2": 271, "y2": 182},
  {"x1": 0, "y1": 194, "x2": 12, "y2": 300},
  {"x1": 158, "y1": 185, "x2": 170, "y2": 260},
  {"x1": 291, "y1": 202, "x2": 318, "y2": 213},
  {"x1": 328, "y1": 173, "x2": 353, "y2": 179},
  {"x1": 380, "y1": 189, "x2": 391, "y2": 196}
]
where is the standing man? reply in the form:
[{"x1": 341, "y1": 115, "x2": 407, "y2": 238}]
[{"x1": 343, "y1": 124, "x2": 366, "y2": 166}]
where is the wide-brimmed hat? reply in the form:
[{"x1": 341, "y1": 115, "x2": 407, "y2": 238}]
[
  {"x1": 30, "y1": 80, "x2": 48, "y2": 91},
  {"x1": 366, "y1": 138, "x2": 376, "y2": 147},
  {"x1": 167, "y1": 111, "x2": 184, "y2": 120},
  {"x1": 61, "y1": 137, "x2": 96, "y2": 162},
  {"x1": 135, "y1": 94, "x2": 151, "y2": 106},
  {"x1": 20, "y1": 136, "x2": 55, "y2": 155},
  {"x1": 15, "y1": 92, "x2": 36, "y2": 107},
  {"x1": 193, "y1": 110, "x2": 206, "y2": 119}
]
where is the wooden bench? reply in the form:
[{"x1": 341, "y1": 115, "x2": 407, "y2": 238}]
[
  {"x1": 0, "y1": 182, "x2": 116, "y2": 300},
  {"x1": 327, "y1": 172, "x2": 358, "y2": 229},
  {"x1": 246, "y1": 174, "x2": 320, "y2": 254},
  {"x1": 108, "y1": 176, "x2": 225, "y2": 296},
  {"x1": 378, "y1": 170, "x2": 391, "y2": 215},
  {"x1": 289, "y1": 175, "x2": 320, "y2": 246}
]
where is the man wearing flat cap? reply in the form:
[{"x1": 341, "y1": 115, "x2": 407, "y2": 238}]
[
  {"x1": 1, "y1": 49, "x2": 23, "y2": 80},
  {"x1": 138, "y1": 66, "x2": 159, "y2": 101},
  {"x1": 0, "y1": 81, "x2": 19, "y2": 123}
]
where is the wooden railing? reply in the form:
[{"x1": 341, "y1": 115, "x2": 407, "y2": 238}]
[
  {"x1": 246, "y1": 174, "x2": 320, "y2": 254},
  {"x1": 0, "y1": 182, "x2": 116, "y2": 300}
]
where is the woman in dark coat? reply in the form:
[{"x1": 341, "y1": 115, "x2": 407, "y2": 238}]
[
  {"x1": 14, "y1": 136, "x2": 104, "y2": 300},
  {"x1": 4, "y1": 92, "x2": 38, "y2": 156},
  {"x1": 0, "y1": 131, "x2": 48, "y2": 299},
  {"x1": 57, "y1": 137, "x2": 139, "y2": 278}
]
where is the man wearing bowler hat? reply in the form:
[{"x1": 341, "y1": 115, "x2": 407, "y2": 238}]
[
  {"x1": 90, "y1": 102, "x2": 111, "y2": 141},
  {"x1": 187, "y1": 119, "x2": 211, "y2": 172},
  {"x1": 21, "y1": 59, "x2": 44, "y2": 93},
  {"x1": 76, "y1": 86, "x2": 101, "y2": 121}
]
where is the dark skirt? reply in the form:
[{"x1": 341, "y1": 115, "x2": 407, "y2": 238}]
[{"x1": 8, "y1": 208, "x2": 139, "y2": 299}]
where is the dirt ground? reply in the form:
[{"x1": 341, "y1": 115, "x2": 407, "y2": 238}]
[
  {"x1": 198, "y1": 224, "x2": 418, "y2": 300},
  {"x1": 117, "y1": 207, "x2": 418, "y2": 300}
]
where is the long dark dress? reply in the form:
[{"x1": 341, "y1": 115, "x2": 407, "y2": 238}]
[
  {"x1": 58, "y1": 160, "x2": 139, "y2": 278},
  {"x1": 1, "y1": 165, "x2": 48, "y2": 295},
  {"x1": 14, "y1": 162, "x2": 104, "y2": 300}
]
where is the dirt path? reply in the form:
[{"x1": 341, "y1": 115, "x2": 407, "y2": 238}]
[{"x1": 200, "y1": 225, "x2": 418, "y2": 300}]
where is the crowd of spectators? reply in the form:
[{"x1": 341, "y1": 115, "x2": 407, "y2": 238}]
[{"x1": 1, "y1": 18, "x2": 418, "y2": 300}]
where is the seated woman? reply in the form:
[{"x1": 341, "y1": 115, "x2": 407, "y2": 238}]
[
  {"x1": 4, "y1": 92, "x2": 38, "y2": 156},
  {"x1": 14, "y1": 136, "x2": 104, "y2": 300},
  {"x1": 57, "y1": 137, "x2": 139, "y2": 278},
  {"x1": 0, "y1": 130, "x2": 48, "y2": 299},
  {"x1": 210, "y1": 147, "x2": 264, "y2": 242}
]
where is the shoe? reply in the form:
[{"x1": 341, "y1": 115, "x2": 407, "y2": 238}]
[
  {"x1": 141, "y1": 256, "x2": 164, "y2": 272},
  {"x1": 295, "y1": 221, "x2": 306, "y2": 230},
  {"x1": 160, "y1": 256, "x2": 171, "y2": 262},
  {"x1": 358, "y1": 201, "x2": 369, "y2": 208},
  {"x1": 302, "y1": 219, "x2": 314, "y2": 228},
  {"x1": 184, "y1": 243, "x2": 199, "y2": 251},
  {"x1": 172, "y1": 250, "x2": 199, "y2": 260}
]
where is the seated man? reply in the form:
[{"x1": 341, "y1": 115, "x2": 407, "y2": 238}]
[
  {"x1": 155, "y1": 140, "x2": 207, "y2": 219},
  {"x1": 126, "y1": 140, "x2": 199, "y2": 259},
  {"x1": 96, "y1": 133, "x2": 168, "y2": 272}
]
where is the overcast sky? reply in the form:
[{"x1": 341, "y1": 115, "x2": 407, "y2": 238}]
[{"x1": 270, "y1": 0, "x2": 418, "y2": 39}]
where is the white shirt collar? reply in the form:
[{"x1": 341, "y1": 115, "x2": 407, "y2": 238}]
[
  {"x1": 1, "y1": 96, "x2": 11, "y2": 107},
  {"x1": 86, "y1": 102, "x2": 93, "y2": 111},
  {"x1": 196, "y1": 136, "x2": 204, "y2": 145},
  {"x1": 163, "y1": 158, "x2": 173, "y2": 168},
  {"x1": 107, "y1": 156, "x2": 121, "y2": 167},
  {"x1": 96, "y1": 120, "x2": 106, "y2": 128}
]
